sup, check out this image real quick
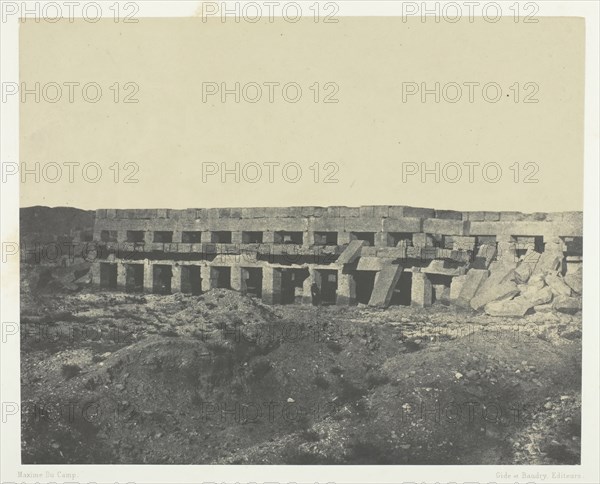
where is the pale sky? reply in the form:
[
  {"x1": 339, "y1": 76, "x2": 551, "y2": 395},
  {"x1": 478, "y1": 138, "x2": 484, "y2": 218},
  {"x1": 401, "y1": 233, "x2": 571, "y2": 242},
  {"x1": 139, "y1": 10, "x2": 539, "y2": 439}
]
[{"x1": 20, "y1": 17, "x2": 584, "y2": 212}]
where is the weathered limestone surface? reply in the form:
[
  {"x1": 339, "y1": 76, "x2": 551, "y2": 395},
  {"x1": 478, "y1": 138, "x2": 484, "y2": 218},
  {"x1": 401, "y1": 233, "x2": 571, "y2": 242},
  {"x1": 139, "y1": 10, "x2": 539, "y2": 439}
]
[
  {"x1": 368, "y1": 264, "x2": 403, "y2": 308},
  {"x1": 456, "y1": 269, "x2": 489, "y2": 307},
  {"x1": 92, "y1": 205, "x2": 582, "y2": 309},
  {"x1": 337, "y1": 240, "x2": 365, "y2": 265},
  {"x1": 411, "y1": 272, "x2": 433, "y2": 308}
]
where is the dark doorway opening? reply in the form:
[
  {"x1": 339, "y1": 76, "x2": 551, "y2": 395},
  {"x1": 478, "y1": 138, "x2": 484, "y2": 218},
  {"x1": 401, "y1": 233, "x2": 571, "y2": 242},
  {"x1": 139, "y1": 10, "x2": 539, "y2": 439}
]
[
  {"x1": 242, "y1": 267, "x2": 263, "y2": 298},
  {"x1": 242, "y1": 231, "x2": 263, "y2": 244},
  {"x1": 427, "y1": 273, "x2": 452, "y2": 303},
  {"x1": 125, "y1": 264, "x2": 144, "y2": 292},
  {"x1": 153, "y1": 231, "x2": 173, "y2": 243},
  {"x1": 390, "y1": 271, "x2": 412, "y2": 306},
  {"x1": 317, "y1": 269, "x2": 338, "y2": 305},
  {"x1": 314, "y1": 232, "x2": 338, "y2": 246},
  {"x1": 350, "y1": 232, "x2": 375, "y2": 246},
  {"x1": 182, "y1": 231, "x2": 202, "y2": 243},
  {"x1": 212, "y1": 266, "x2": 231, "y2": 289},
  {"x1": 100, "y1": 263, "x2": 117, "y2": 289},
  {"x1": 281, "y1": 268, "x2": 309, "y2": 304},
  {"x1": 126, "y1": 231, "x2": 145, "y2": 243},
  {"x1": 181, "y1": 265, "x2": 202, "y2": 295},
  {"x1": 275, "y1": 231, "x2": 303, "y2": 245},
  {"x1": 211, "y1": 231, "x2": 232, "y2": 244},
  {"x1": 353, "y1": 270, "x2": 377, "y2": 304},
  {"x1": 153, "y1": 264, "x2": 172, "y2": 294}
]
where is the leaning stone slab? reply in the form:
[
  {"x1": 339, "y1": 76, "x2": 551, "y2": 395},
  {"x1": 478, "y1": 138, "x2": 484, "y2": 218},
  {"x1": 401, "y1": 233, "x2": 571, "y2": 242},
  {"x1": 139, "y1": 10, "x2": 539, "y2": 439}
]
[
  {"x1": 552, "y1": 295, "x2": 582, "y2": 314},
  {"x1": 470, "y1": 261, "x2": 518, "y2": 310},
  {"x1": 471, "y1": 244, "x2": 497, "y2": 269},
  {"x1": 369, "y1": 264, "x2": 403, "y2": 308},
  {"x1": 545, "y1": 274, "x2": 572, "y2": 297},
  {"x1": 456, "y1": 269, "x2": 489, "y2": 307},
  {"x1": 337, "y1": 240, "x2": 365, "y2": 265},
  {"x1": 564, "y1": 266, "x2": 583, "y2": 295},
  {"x1": 449, "y1": 275, "x2": 467, "y2": 301}
]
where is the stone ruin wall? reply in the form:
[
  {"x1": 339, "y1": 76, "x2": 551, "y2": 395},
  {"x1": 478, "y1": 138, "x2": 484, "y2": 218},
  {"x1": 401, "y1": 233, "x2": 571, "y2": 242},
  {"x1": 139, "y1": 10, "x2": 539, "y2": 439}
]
[{"x1": 90, "y1": 206, "x2": 583, "y2": 315}]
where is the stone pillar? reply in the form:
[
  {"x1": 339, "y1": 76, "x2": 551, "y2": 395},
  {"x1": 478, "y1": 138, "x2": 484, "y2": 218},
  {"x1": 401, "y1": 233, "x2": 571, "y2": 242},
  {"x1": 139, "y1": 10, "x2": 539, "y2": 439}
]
[
  {"x1": 171, "y1": 264, "x2": 181, "y2": 293},
  {"x1": 302, "y1": 268, "x2": 322, "y2": 304},
  {"x1": 411, "y1": 271, "x2": 432, "y2": 308},
  {"x1": 90, "y1": 262, "x2": 101, "y2": 286},
  {"x1": 144, "y1": 230, "x2": 153, "y2": 244},
  {"x1": 262, "y1": 266, "x2": 282, "y2": 305},
  {"x1": 201, "y1": 231, "x2": 212, "y2": 244},
  {"x1": 117, "y1": 262, "x2": 127, "y2": 290},
  {"x1": 143, "y1": 260, "x2": 154, "y2": 293},
  {"x1": 496, "y1": 235, "x2": 517, "y2": 264},
  {"x1": 230, "y1": 265, "x2": 243, "y2": 292},
  {"x1": 263, "y1": 231, "x2": 276, "y2": 244},
  {"x1": 413, "y1": 233, "x2": 433, "y2": 248},
  {"x1": 377, "y1": 232, "x2": 390, "y2": 247},
  {"x1": 231, "y1": 231, "x2": 243, "y2": 245},
  {"x1": 337, "y1": 270, "x2": 356, "y2": 305},
  {"x1": 201, "y1": 265, "x2": 213, "y2": 292},
  {"x1": 337, "y1": 231, "x2": 351, "y2": 245},
  {"x1": 304, "y1": 230, "x2": 314, "y2": 248}
]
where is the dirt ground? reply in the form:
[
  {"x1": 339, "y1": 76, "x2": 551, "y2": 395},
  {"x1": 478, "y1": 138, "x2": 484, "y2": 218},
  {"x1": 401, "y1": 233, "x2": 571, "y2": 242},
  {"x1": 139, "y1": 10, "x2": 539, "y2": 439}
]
[{"x1": 20, "y1": 279, "x2": 581, "y2": 465}]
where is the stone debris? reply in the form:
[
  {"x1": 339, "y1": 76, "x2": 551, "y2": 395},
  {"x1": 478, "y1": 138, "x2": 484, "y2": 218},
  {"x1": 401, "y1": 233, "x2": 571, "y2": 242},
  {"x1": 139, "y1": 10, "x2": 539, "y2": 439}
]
[{"x1": 545, "y1": 274, "x2": 572, "y2": 298}]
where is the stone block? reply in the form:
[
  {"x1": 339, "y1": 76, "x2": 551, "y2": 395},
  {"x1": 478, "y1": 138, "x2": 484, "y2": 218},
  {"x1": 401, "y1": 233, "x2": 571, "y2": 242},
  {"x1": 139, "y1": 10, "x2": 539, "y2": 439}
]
[
  {"x1": 337, "y1": 240, "x2": 365, "y2": 265},
  {"x1": 449, "y1": 275, "x2": 467, "y2": 301},
  {"x1": 552, "y1": 295, "x2": 582, "y2": 314},
  {"x1": 456, "y1": 269, "x2": 489, "y2": 307},
  {"x1": 525, "y1": 286, "x2": 553, "y2": 307},
  {"x1": 422, "y1": 219, "x2": 467, "y2": 236},
  {"x1": 410, "y1": 272, "x2": 433, "y2": 308},
  {"x1": 545, "y1": 274, "x2": 572, "y2": 297},
  {"x1": 434, "y1": 210, "x2": 463, "y2": 220},
  {"x1": 382, "y1": 218, "x2": 422, "y2": 233},
  {"x1": 413, "y1": 233, "x2": 434, "y2": 248},
  {"x1": 452, "y1": 236, "x2": 476, "y2": 251},
  {"x1": 403, "y1": 206, "x2": 435, "y2": 218},
  {"x1": 564, "y1": 265, "x2": 582, "y2": 295},
  {"x1": 368, "y1": 264, "x2": 403, "y2": 308},
  {"x1": 471, "y1": 244, "x2": 497, "y2": 269},
  {"x1": 356, "y1": 257, "x2": 384, "y2": 271},
  {"x1": 484, "y1": 297, "x2": 531, "y2": 317},
  {"x1": 470, "y1": 261, "x2": 518, "y2": 310}
]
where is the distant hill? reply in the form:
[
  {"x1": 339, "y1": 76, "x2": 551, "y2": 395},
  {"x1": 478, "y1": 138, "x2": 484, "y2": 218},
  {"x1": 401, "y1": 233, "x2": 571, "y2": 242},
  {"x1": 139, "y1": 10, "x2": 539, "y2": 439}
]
[{"x1": 20, "y1": 206, "x2": 95, "y2": 245}]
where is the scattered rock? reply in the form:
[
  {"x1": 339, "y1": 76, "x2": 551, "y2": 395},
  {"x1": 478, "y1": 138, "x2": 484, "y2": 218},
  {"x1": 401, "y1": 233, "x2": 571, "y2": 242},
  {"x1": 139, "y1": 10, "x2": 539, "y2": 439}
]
[
  {"x1": 545, "y1": 274, "x2": 572, "y2": 298},
  {"x1": 553, "y1": 295, "x2": 582, "y2": 314}
]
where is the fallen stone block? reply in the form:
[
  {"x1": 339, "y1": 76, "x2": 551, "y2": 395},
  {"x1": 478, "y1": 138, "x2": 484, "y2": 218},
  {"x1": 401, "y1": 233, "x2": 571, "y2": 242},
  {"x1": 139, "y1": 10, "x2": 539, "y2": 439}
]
[
  {"x1": 337, "y1": 240, "x2": 365, "y2": 265},
  {"x1": 484, "y1": 297, "x2": 531, "y2": 317},
  {"x1": 552, "y1": 295, "x2": 582, "y2": 314},
  {"x1": 470, "y1": 261, "x2": 518, "y2": 310},
  {"x1": 525, "y1": 286, "x2": 553, "y2": 307},
  {"x1": 564, "y1": 266, "x2": 583, "y2": 295},
  {"x1": 369, "y1": 264, "x2": 403, "y2": 308},
  {"x1": 545, "y1": 274, "x2": 572, "y2": 297},
  {"x1": 532, "y1": 243, "x2": 563, "y2": 277},
  {"x1": 471, "y1": 244, "x2": 497, "y2": 269},
  {"x1": 513, "y1": 249, "x2": 541, "y2": 284},
  {"x1": 356, "y1": 256, "x2": 384, "y2": 271},
  {"x1": 456, "y1": 269, "x2": 488, "y2": 307},
  {"x1": 533, "y1": 303, "x2": 553, "y2": 313}
]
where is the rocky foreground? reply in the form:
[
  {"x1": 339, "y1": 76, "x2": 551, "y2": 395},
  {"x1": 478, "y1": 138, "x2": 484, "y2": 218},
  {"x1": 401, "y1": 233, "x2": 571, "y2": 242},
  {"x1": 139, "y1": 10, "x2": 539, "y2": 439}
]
[{"x1": 21, "y1": 286, "x2": 581, "y2": 465}]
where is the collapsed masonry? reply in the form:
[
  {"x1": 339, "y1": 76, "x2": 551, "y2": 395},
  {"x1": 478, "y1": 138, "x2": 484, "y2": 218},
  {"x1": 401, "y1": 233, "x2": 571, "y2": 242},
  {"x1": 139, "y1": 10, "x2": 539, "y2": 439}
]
[{"x1": 90, "y1": 206, "x2": 583, "y2": 316}]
